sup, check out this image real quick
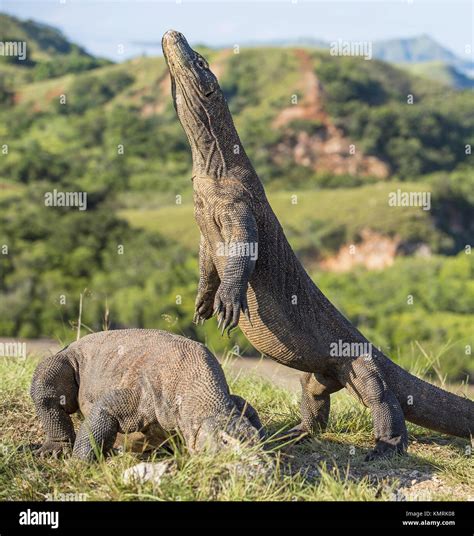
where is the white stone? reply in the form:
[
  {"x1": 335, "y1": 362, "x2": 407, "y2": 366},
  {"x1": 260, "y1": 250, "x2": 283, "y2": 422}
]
[{"x1": 122, "y1": 461, "x2": 170, "y2": 486}]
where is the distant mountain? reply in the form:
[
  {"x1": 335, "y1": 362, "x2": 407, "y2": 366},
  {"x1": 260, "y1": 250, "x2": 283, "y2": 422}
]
[
  {"x1": 372, "y1": 36, "x2": 472, "y2": 88},
  {"x1": 372, "y1": 35, "x2": 471, "y2": 70},
  {"x1": 237, "y1": 34, "x2": 468, "y2": 63},
  {"x1": 0, "y1": 13, "x2": 110, "y2": 80}
]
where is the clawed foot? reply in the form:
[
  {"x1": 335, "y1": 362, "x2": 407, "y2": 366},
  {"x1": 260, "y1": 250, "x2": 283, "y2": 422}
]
[
  {"x1": 33, "y1": 441, "x2": 72, "y2": 459},
  {"x1": 193, "y1": 291, "x2": 215, "y2": 325},
  {"x1": 213, "y1": 285, "x2": 251, "y2": 336},
  {"x1": 365, "y1": 437, "x2": 407, "y2": 462}
]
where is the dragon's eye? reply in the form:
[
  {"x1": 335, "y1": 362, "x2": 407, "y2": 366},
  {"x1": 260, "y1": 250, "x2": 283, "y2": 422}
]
[{"x1": 196, "y1": 59, "x2": 206, "y2": 69}]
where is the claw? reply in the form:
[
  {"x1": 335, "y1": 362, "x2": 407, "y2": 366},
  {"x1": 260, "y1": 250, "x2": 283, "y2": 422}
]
[
  {"x1": 226, "y1": 304, "x2": 239, "y2": 337},
  {"x1": 244, "y1": 309, "x2": 252, "y2": 327},
  {"x1": 221, "y1": 316, "x2": 231, "y2": 335},
  {"x1": 242, "y1": 302, "x2": 252, "y2": 327}
]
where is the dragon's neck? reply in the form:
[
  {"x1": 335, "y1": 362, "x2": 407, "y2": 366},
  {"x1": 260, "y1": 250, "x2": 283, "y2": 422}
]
[{"x1": 179, "y1": 103, "x2": 252, "y2": 179}]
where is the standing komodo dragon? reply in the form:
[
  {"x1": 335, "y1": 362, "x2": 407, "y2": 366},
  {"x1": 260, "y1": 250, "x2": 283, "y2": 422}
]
[
  {"x1": 31, "y1": 329, "x2": 263, "y2": 461},
  {"x1": 162, "y1": 30, "x2": 473, "y2": 460}
]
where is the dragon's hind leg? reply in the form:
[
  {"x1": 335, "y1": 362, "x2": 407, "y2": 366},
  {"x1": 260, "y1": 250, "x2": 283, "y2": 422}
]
[
  {"x1": 342, "y1": 355, "x2": 408, "y2": 461},
  {"x1": 300, "y1": 372, "x2": 342, "y2": 433},
  {"x1": 279, "y1": 372, "x2": 342, "y2": 441}
]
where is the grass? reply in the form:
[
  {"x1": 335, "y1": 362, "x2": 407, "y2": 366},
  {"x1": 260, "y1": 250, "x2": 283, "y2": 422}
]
[
  {"x1": 1, "y1": 354, "x2": 472, "y2": 501},
  {"x1": 120, "y1": 203, "x2": 197, "y2": 251}
]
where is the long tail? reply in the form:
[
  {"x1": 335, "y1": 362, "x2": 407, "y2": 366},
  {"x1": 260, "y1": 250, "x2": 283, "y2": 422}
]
[{"x1": 379, "y1": 356, "x2": 474, "y2": 438}]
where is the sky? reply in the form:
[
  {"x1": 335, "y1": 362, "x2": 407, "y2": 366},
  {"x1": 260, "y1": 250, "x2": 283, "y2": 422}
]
[{"x1": 2, "y1": 0, "x2": 473, "y2": 62}]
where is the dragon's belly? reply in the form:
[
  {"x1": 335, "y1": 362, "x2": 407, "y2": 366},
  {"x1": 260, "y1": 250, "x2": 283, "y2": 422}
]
[{"x1": 238, "y1": 285, "x2": 320, "y2": 372}]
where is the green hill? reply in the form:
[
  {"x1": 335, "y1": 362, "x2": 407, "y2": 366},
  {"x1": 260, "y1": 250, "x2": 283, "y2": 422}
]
[{"x1": 0, "y1": 13, "x2": 110, "y2": 83}]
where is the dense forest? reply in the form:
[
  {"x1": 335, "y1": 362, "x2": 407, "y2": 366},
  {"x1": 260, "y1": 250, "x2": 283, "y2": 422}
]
[{"x1": 0, "y1": 14, "x2": 472, "y2": 381}]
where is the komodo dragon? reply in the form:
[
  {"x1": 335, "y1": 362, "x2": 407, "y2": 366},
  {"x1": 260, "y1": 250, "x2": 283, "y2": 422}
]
[
  {"x1": 162, "y1": 30, "x2": 474, "y2": 460},
  {"x1": 31, "y1": 329, "x2": 263, "y2": 461}
]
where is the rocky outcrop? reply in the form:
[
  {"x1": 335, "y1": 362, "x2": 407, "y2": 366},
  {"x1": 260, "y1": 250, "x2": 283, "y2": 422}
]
[{"x1": 273, "y1": 50, "x2": 389, "y2": 179}]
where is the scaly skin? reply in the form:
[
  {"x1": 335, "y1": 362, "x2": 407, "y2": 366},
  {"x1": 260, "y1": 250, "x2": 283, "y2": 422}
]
[
  {"x1": 31, "y1": 329, "x2": 263, "y2": 461},
  {"x1": 162, "y1": 30, "x2": 474, "y2": 461}
]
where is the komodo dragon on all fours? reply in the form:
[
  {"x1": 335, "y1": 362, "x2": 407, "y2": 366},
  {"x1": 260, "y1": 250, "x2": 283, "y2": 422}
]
[
  {"x1": 162, "y1": 30, "x2": 474, "y2": 461},
  {"x1": 31, "y1": 329, "x2": 263, "y2": 461}
]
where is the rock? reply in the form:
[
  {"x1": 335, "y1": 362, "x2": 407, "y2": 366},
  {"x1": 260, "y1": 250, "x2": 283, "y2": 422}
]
[{"x1": 122, "y1": 461, "x2": 171, "y2": 486}]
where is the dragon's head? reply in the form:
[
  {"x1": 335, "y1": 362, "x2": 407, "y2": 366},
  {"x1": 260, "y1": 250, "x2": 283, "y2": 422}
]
[
  {"x1": 162, "y1": 30, "x2": 223, "y2": 128},
  {"x1": 192, "y1": 410, "x2": 262, "y2": 454},
  {"x1": 162, "y1": 30, "x2": 250, "y2": 178}
]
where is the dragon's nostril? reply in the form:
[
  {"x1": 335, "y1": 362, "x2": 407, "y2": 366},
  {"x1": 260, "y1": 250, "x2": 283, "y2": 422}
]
[
  {"x1": 163, "y1": 30, "x2": 178, "y2": 42},
  {"x1": 163, "y1": 30, "x2": 186, "y2": 44}
]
